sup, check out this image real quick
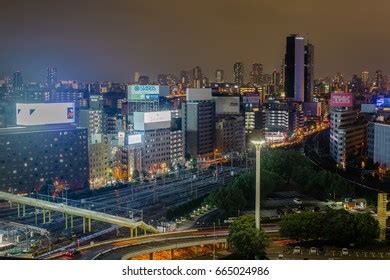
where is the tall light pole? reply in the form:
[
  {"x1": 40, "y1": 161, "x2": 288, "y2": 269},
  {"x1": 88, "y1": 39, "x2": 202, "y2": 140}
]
[{"x1": 251, "y1": 140, "x2": 265, "y2": 230}]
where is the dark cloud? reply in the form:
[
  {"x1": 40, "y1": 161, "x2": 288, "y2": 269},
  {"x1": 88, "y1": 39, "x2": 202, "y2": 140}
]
[{"x1": 1, "y1": 0, "x2": 389, "y2": 82}]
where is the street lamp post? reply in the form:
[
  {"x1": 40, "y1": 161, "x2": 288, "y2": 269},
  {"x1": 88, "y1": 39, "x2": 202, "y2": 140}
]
[{"x1": 251, "y1": 140, "x2": 265, "y2": 230}]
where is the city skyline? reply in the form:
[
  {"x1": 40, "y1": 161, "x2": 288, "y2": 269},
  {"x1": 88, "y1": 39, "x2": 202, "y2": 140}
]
[{"x1": 1, "y1": 0, "x2": 390, "y2": 82}]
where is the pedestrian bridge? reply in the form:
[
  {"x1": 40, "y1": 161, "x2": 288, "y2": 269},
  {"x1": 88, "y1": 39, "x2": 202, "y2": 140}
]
[{"x1": 0, "y1": 191, "x2": 159, "y2": 235}]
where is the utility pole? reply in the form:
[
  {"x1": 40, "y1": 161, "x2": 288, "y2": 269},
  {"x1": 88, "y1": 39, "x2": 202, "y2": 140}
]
[{"x1": 252, "y1": 140, "x2": 265, "y2": 230}]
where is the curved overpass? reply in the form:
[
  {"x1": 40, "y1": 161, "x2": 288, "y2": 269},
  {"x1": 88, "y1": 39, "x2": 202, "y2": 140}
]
[{"x1": 95, "y1": 235, "x2": 228, "y2": 260}]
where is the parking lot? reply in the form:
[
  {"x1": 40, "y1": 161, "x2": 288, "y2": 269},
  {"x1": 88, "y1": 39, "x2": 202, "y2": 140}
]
[{"x1": 269, "y1": 245, "x2": 390, "y2": 260}]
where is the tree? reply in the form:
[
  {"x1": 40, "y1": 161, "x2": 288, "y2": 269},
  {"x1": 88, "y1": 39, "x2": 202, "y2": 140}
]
[
  {"x1": 280, "y1": 211, "x2": 325, "y2": 240},
  {"x1": 228, "y1": 215, "x2": 269, "y2": 259},
  {"x1": 280, "y1": 209, "x2": 380, "y2": 246},
  {"x1": 209, "y1": 186, "x2": 246, "y2": 216}
]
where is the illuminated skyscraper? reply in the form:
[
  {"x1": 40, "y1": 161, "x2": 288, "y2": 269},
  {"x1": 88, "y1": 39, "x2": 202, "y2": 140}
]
[
  {"x1": 284, "y1": 34, "x2": 305, "y2": 102},
  {"x1": 361, "y1": 71, "x2": 369, "y2": 86},
  {"x1": 215, "y1": 69, "x2": 224, "y2": 83},
  {"x1": 233, "y1": 62, "x2": 244, "y2": 85},
  {"x1": 47, "y1": 67, "x2": 57, "y2": 90}
]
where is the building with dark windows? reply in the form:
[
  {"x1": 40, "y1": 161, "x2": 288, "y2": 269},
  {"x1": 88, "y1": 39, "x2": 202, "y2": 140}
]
[
  {"x1": 250, "y1": 63, "x2": 263, "y2": 86},
  {"x1": 284, "y1": 34, "x2": 305, "y2": 102},
  {"x1": 304, "y1": 43, "x2": 314, "y2": 102},
  {"x1": 0, "y1": 125, "x2": 89, "y2": 193}
]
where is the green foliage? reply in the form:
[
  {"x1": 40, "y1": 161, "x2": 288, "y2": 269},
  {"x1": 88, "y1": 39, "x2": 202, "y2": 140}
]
[
  {"x1": 280, "y1": 209, "x2": 380, "y2": 246},
  {"x1": 279, "y1": 211, "x2": 326, "y2": 240},
  {"x1": 228, "y1": 215, "x2": 270, "y2": 259},
  {"x1": 206, "y1": 170, "x2": 283, "y2": 214},
  {"x1": 207, "y1": 186, "x2": 246, "y2": 216}
]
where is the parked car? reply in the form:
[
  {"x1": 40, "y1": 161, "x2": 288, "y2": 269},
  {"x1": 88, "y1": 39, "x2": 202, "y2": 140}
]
[
  {"x1": 342, "y1": 248, "x2": 349, "y2": 256},
  {"x1": 293, "y1": 246, "x2": 301, "y2": 254},
  {"x1": 278, "y1": 254, "x2": 284, "y2": 260},
  {"x1": 309, "y1": 247, "x2": 317, "y2": 255},
  {"x1": 293, "y1": 198, "x2": 302, "y2": 205}
]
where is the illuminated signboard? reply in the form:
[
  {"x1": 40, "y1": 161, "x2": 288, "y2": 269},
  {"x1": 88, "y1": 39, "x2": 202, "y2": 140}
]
[
  {"x1": 127, "y1": 134, "x2": 142, "y2": 145},
  {"x1": 127, "y1": 85, "x2": 169, "y2": 101},
  {"x1": 330, "y1": 93, "x2": 353, "y2": 107},
  {"x1": 16, "y1": 103, "x2": 75, "y2": 125}
]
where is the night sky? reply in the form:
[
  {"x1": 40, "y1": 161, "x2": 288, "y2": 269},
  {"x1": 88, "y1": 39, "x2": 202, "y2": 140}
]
[{"x1": 1, "y1": 0, "x2": 389, "y2": 82}]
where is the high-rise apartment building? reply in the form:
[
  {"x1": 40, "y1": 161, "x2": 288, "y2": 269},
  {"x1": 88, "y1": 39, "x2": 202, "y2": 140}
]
[{"x1": 233, "y1": 62, "x2": 245, "y2": 85}]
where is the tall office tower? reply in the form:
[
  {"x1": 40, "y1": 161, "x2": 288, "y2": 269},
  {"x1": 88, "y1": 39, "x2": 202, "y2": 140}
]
[
  {"x1": 180, "y1": 70, "x2": 190, "y2": 84},
  {"x1": 376, "y1": 70, "x2": 385, "y2": 89},
  {"x1": 215, "y1": 69, "x2": 224, "y2": 83},
  {"x1": 233, "y1": 62, "x2": 245, "y2": 85},
  {"x1": 250, "y1": 63, "x2": 263, "y2": 85},
  {"x1": 361, "y1": 71, "x2": 369, "y2": 87},
  {"x1": 12, "y1": 71, "x2": 23, "y2": 91},
  {"x1": 47, "y1": 67, "x2": 57, "y2": 90},
  {"x1": 192, "y1": 66, "x2": 203, "y2": 88},
  {"x1": 304, "y1": 43, "x2": 314, "y2": 102},
  {"x1": 183, "y1": 88, "x2": 215, "y2": 159},
  {"x1": 284, "y1": 34, "x2": 305, "y2": 102}
]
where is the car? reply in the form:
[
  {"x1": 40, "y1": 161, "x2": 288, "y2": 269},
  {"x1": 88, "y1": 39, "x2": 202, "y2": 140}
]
[
  {"x1": 313, "y1": 206, "x2": 321, "y2": 212},
  {"x1": 309, "y1": 247, "x2": 317, "y2": 255},
  {"x1": 276, "y1": 208, "x2": 284, "y2": 215},
  {"x1": 341, "y1": 248, "x2": 349, "y2": 256},
  {"x1": 293, "y1": 246, "x2": 301, "y2": 254},
  {"x1": 278, "y1": 254, "x2": 284, "y2": 260},
  {"x1": 64, "y1": 249, "x2": 80, "y2": 257},
  {"x1": 293, "y1": 198, "x2": 302, "y2": 205}
]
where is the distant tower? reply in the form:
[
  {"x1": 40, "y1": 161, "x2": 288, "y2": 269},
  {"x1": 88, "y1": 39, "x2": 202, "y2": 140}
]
[
  {"x1": 284, "y1": 34, "x2": 305, "y2": 102},
  {"x1": 233, "y1": 62, "x2": 244, "y2": 85},
  {"x1": 47, "y1": 67, "x2": 57, "y2": 90},
  {"x1": 215, "y1": 69, "x2": 224, "y2": 83},
  {"x1": 376, "y1": 70, "x2": 384, "y2": 89},
  {"x1": 12, "y1": 71, "x2": 23, "y2": 91},
  {"x1": 361, "y1": 71, "x2": 369, "y2": 87},
  {"x1": 192, "y1": 66, "x2": 203, "y2": 88},
  {"x1": 134, "y1": 72, "x2": 140, "y2": 83},
  {"x1": 250, "y1": 63, "x2": 263, "y2": 85}
]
